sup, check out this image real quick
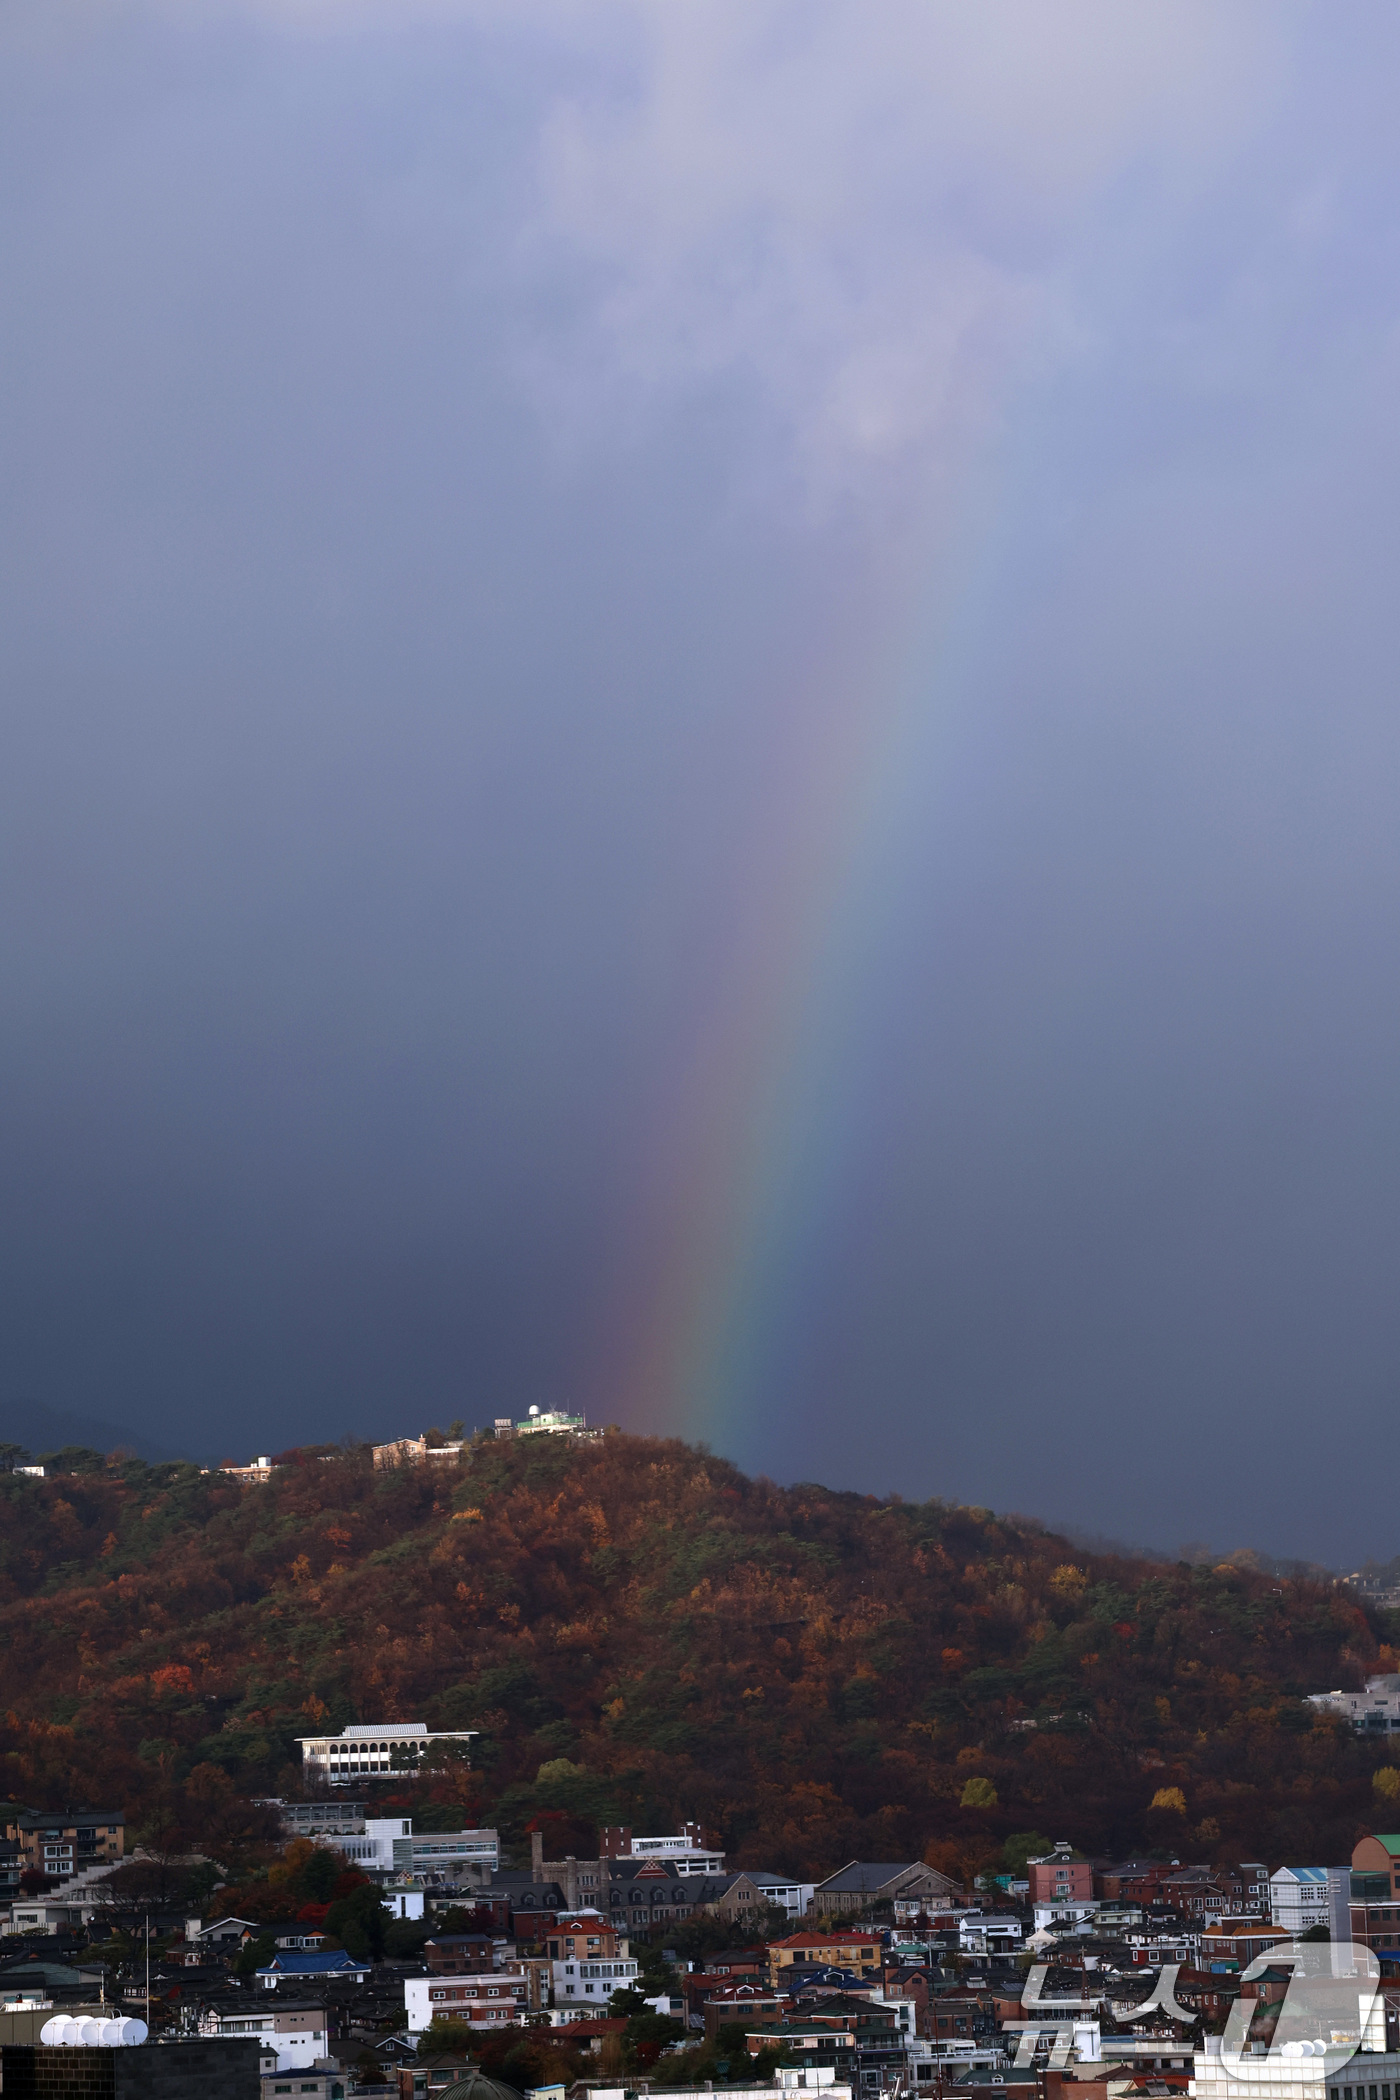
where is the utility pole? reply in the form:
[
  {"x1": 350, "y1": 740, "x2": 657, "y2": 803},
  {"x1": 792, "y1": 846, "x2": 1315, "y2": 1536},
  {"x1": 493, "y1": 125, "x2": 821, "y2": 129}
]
[{"x1": 145, "y1": 1913, "x2": 151, "y2": 2029}]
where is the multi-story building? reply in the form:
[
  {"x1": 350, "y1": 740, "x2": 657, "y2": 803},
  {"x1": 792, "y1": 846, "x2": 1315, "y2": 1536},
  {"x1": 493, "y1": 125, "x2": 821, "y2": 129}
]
[
  {"x1": 546, "y1": 1912, "x2": 639, "y2": 2011},
  {"x1": 768, "y1": 1931, "x2": 884, "y2": 1985},
  {"x1": 203, "y1": 1999, "x2": 330, "y2": 2071},
  {"x1": 294, "y1": 1721, "x2": 477, "y2": 1786},
  {"x1": 1348, "y1": 1835, "x2": 1400, "y2": 1954},
  {"x1": 1310, "y1": 1676, "x2": 1400, "y2": 1733},
  {"x1": 331, "y1": 1816, "x2": 498, "y2": 1885},
  {"x1": 265, "y1": 1798, "x2": 366, "y2": 1836},
  {"x1": 750, "y1": 1872, "x2": 816, "y2": 1919},
  {"x1": 524, "y1": 1834, "x2": 746, "y2": 1930},
  {"x1": 405, "y1": 1971, "x2": 530, "y2": 2032},
  {"x1": 1092, "y1": 1860, "x2": 1178, "y2": 1905},
  {"x1": 5, "y1": 1810, "x2": 125, "y2": 1881},
  {"x1": 1027, "y1": 1845, "x2": 1099, "y2": 1932},
  {"x1": 1193, "y1": 2035, "x2": 1400, "y2": 2100},
  {"x1": 1027, "y1": 1844, "x2": 1093, "y2": 1908},
  {"x1": 599, "y1": 1823, "x2": 725, "y2": 1873},
  {"x1": 1354, "y1": 1835, "x2": 1400, "y2": 1896},
  {"x1": 1270, "y1": 1867, "x2": 1350, "y2": 1939}
]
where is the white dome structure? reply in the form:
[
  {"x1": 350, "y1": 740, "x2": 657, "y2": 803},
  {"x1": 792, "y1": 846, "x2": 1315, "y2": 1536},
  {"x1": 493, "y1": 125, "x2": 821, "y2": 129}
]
[{"x1": 40, "y1": 2014, "x2": 148, "y2": 2047}]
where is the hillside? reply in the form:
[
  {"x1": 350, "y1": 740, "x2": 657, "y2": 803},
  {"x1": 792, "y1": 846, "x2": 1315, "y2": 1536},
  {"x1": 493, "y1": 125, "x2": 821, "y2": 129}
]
[{"x1": 0, "y1": 1432, "x2": 1392, "y2": 1877}]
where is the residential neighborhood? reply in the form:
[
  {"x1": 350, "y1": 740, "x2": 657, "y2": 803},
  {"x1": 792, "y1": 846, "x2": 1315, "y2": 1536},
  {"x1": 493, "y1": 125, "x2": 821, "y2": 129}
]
[{"x1": 9, "y1": 1792, "x2": 1400, "y2": 2100}]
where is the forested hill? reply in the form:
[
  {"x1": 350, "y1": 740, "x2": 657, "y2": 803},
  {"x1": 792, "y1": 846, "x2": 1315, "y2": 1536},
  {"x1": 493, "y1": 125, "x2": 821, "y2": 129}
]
[{"x1": 0, "y1": 1432, "x2": 1393, "y2": 1876}]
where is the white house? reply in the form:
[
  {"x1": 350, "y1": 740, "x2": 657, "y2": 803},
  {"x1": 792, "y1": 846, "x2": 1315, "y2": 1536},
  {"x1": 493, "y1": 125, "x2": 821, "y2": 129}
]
[
  {"x1": 1269, "y1": 1868, "x2": 1350, "y2": 1940},
  {"x1": 384, "y1": 1887, "x2": 425, "y2": 1920}
]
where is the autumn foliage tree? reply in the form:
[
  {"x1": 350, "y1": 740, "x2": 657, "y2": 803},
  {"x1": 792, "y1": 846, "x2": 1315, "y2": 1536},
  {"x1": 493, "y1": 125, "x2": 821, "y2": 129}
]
[{"x1": 0, "y1": 1433, "x2": 1394, "y2": 1873}]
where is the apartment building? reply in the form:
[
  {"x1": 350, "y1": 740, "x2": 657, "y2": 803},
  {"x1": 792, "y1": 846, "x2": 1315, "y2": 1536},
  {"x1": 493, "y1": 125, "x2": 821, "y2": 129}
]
[
  {"x1": 1270, "y1": 1866, "x2": 1350, "y2": 1939},
  {"x1": 5, "y1": 1810, "x2": 124, "y2": 1880},
  {"x1": 405, "y1": 1972, "x2": 530, "y2": 2032}
]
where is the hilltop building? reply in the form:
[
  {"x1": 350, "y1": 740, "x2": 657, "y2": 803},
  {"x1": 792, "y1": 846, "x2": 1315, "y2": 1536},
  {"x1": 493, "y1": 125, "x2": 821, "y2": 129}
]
[
  {"x1": 493, "y1": 1407, "x2": 598, "y2": 1441},
  {"x1": 295, "y1": 1720, "x2": 476, "y2": 1786},
  {"x1": 372, "y1": 1433, "x2": 468, "y2": 1467},
  {"x1": 1309, "y1": 1674, "x2": 1400, "y2": 1731}
]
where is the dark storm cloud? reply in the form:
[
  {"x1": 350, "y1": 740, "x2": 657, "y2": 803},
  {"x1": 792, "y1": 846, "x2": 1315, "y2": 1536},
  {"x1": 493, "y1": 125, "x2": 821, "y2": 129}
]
[{"x1": 2, "y1": 1, "x2": 1399, "y2": 1561}]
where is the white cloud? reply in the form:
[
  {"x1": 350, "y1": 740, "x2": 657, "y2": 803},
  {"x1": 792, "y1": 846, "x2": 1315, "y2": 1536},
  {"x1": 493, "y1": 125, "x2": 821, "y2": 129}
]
[{"x1": 508, "y1": 0, "x2": 1286, "y2": 501}]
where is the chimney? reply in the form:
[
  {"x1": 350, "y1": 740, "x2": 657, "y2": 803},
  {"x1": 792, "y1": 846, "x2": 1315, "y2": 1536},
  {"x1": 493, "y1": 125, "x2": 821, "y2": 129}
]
[{"x1": 532, "y1": 1830, "x2": 544, "y2": 1882}]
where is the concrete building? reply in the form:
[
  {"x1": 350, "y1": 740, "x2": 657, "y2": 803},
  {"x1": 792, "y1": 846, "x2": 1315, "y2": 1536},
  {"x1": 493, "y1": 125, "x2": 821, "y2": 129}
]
[
  {"x1": 1028, "y1": 1845, "x2": 1092, "y2": 1904},
  {"x1": 0, "y1": 2039, "x2": 262, "y2": 2096},
  {"x1": 205, "y1": 2000, "x2": 330, "y2": 2072},
  {"x1": 263, "y1": 1799, "x2": 366, "y2": 1837},
  {"x1": 749, "y1": 1873, "x2": 816, "y2": 1919},
  {"x1": 406, "y1": 1971, "x2": 530, "y2": 2032},
  {"x1": 1310, "y1": 1677, "x2": 1400, "y2": 1733},
  {"x1": 4, "y1": 1810, "x2": 124, "y2": 1881},
  {"x1": 1271, "y1": 1868, "x2": 1351, "y2": 1940},
  {"x1": 546, "y1": 1914, "x2": 639, "y2": 2010},
  {"x1": 1192, "y1": 2036, "x2": 1400, "y2": 2100},
  {"x1": 331, "y1": 1816, "x2": 497, "y2": 1884},
  {"x1": 599, "y1": 1823, "x2": 725, "y2": 1873},
  {"x1": 294, "y1": 1722, "x2": 477, "y2": 1786}
]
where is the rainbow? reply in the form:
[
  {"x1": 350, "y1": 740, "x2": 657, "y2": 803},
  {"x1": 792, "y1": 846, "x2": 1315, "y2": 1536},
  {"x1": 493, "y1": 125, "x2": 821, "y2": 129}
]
[{"x1": 587, "y1": 462, "x2": 1012, "y2": 1463}]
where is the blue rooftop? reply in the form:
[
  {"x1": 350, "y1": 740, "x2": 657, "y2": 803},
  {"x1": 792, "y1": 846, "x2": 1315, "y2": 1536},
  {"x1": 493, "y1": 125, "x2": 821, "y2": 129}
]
[{"x1": 256, "y1": 1950, "x2": 370, "y2": 1975}]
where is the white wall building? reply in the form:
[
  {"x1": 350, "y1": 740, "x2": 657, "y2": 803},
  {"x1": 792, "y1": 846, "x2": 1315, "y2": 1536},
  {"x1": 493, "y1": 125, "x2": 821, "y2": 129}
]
[
  {"x1": 959, "y1": 1913, "x2": 1025, "y2": 1951},
  {"x1": 599, "y1": 1823, "x2": 725, "y2": 1875},
  {"x1": 1192, "y1": 2036, "x2": 1399, "y2": 2100},
  {"x1": 205, "y1": 2003, "x2": 329, "y2": 2070},
  {"x1": 295, "y1": 1721, "x2": 477, "y2": 1785},
  {"x1": 751, "y1": 1874, "x2": 816, "y2": 1919},
  {"x1": 1270, "y1": 1869, "x2": 1351, "y2": 1940},
  {"x1": 384, "y1": 1888, "x2": 425, "y2": 1920},
  {"x1": 1030, "y1": 1898, "x2": 1099, "y2": 1933},
  {"x1": 1308, "y1": 1676, "x2": 1400, "y2": 1733},
  {"x1": 330, "y1": 1817, "x2": 497, "y2": 1882},
  {"x1": 553, "y1": 1951, "x2": 640, "y2": 2007}
]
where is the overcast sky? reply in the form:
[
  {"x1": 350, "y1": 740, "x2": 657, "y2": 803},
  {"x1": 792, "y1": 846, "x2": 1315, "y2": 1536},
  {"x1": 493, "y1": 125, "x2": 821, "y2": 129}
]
[{"x1": 4, "y1": 2, "x2": 1400, "y2": 1563}]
